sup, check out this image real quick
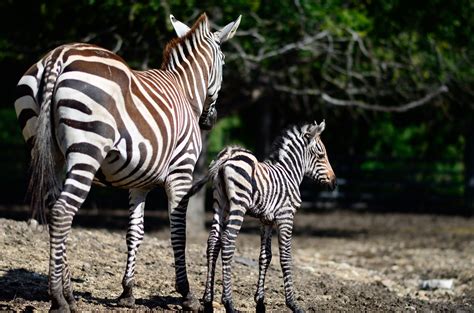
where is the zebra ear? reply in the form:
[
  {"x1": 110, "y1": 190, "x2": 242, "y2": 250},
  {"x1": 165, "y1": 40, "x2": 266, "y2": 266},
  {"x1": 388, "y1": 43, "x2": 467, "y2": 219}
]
[
  {"x1": 215, "y1": 15, "x2": 241, "y2": 43},
  {"x1": 170, "y1": 14, "x2": 191, "y2": 38},
  {"x1": 317, "y1": 120, "x2": 326, "y2": 134},
  {"x1": 304, "y1": 120, "x2": 326, "y2": 139}
]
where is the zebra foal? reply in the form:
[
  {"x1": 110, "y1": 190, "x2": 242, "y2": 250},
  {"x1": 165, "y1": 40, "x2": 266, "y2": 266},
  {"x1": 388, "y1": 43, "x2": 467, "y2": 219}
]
[
  {"x1": 187, "y1": 121, "x2": 336, "y2": 312},
  {"x1": 14, "y1": 13, "x2": 240, "y2": 312}
]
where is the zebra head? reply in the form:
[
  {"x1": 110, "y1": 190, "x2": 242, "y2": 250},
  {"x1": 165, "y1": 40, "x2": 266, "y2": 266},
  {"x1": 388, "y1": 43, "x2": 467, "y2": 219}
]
[
  {"x1": 303, "y1": 120, "x2": 337, "y2": 190},
  {"x1": 170, "y1": 14, "x2": 241, "y2": 130}
]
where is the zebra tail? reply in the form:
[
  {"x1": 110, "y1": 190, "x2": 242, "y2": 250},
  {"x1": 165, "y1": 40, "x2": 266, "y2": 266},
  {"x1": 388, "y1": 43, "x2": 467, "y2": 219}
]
[{"x1": 27, "y1": 56, "x2": 62, "y2": 225}]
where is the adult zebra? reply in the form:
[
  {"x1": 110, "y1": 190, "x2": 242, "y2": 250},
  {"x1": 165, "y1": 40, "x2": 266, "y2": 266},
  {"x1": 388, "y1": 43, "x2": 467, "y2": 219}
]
[
  {"x1": 186, "y1": 121, "x2": 336, "y2": 312},
  {"x1": 14, "y1": 13, "x2": 240, "y2": 312}
]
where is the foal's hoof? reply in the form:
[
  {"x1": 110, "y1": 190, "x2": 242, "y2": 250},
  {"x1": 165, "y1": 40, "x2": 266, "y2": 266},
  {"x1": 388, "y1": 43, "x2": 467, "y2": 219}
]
[
  {"x1": 117, "y1": 295, "x2": 135, "y2": 308},
  {"x1": 67, "y1": 301, "x2": 78, "y2": 313},
  {"x1": 64, "y1": 293, "x2": 77, "y2": 312},
  {"x1": 292, "y1": 306, "x2": 304, "y2": 313},
  {"x1": 182, "y1": 291, "x2": 201, "y2": 311}
]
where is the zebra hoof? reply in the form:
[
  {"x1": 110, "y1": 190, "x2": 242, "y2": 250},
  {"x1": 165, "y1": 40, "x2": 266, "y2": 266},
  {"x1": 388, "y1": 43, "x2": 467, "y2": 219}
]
[
  {"x1": 49, "y1": 304, "x2": 70, "y2": 313},
  {"x1": 182, "y1": 291, "x2": 200, "y2": 311},
  {"x1": 202, "y1": 301, "x2": 213, "y2": 313},
  {"x1": 49, "y1": 295, "x2": 71, "y2": 313},
  {"x1": 223, "y1": 301, "x2": 239, "y2": 313},
  {"x1": 256, "y1": 299, "x2": 265, "y2": 313},
  {"x1": 64, "y1": 292, "x2": 77, "y2": 312},
  {"x1": 117, "y1": 295, "x2": 135, "y2": 308},
  {"x1": 49, "y1": 308, "x2": 70, "y2": 313}
]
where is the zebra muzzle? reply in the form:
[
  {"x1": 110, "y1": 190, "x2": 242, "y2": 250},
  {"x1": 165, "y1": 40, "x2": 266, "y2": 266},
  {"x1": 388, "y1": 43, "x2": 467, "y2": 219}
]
[{"x1": 199, "y1": 106, "x2": 217, "y2": 130}]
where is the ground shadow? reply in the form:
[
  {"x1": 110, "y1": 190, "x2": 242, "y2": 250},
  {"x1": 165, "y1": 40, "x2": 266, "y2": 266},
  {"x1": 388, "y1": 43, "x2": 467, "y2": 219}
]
[
  {"x1": 0, "y1": 268, "x2": 48, "y2": 302},
  {"x1": 136, "y1": 295, "x2": 183, "y2": 310},
  {"x1": 0, "y1": 268, "x2": 186, "y2": 310},
  {"x1": 231, "y1": 219, "x2": 368, "y2": 239},
  {"x1": 74, "y1": 291, "x2": 182, "y2": 310}
]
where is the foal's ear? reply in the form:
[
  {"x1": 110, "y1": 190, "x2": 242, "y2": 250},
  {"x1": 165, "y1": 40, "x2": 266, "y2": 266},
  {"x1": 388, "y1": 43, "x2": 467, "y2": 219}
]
[
  {"x1": 170, "y1": 14, "x2": 191, "y2": 38},
  {"x1": 304, "y1": 120, "x2": 326, "y2": 139}
]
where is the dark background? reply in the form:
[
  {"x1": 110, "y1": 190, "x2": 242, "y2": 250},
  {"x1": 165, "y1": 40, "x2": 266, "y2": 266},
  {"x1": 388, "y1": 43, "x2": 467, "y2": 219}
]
[{"x1": 0, "y1": 0, "x2": 473, "y2": 216}]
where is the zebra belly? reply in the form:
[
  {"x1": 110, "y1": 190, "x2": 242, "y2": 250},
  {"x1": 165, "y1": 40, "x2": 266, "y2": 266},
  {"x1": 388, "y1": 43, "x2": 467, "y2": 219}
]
[{"x1": 95, "y1": 139, "x2": 168, "y2": 189}]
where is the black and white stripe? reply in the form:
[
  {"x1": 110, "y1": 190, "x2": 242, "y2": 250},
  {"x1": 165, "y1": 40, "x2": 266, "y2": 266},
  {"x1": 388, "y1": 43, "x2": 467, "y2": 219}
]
[
  {"x1": 14, "y1": 13, "x2": 240, "y2": 312},
  {"x1": 187, "y1": 121, "x2": 336, "y2": 312}
]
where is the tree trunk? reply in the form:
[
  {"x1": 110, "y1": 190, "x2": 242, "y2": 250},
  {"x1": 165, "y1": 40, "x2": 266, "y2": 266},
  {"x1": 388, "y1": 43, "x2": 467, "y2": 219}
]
[
  {"x1": 187, "y1": 132, "x2": 208, "y2": 235},
  {"x1": 464, "y1": 120, "x2": 474, "y2": 214}
]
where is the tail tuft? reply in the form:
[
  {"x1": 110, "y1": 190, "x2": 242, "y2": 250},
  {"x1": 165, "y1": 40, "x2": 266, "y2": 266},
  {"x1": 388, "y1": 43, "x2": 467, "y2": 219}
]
[{"x1": 27, "y1": 56, "x2": 63, "y2": 225}]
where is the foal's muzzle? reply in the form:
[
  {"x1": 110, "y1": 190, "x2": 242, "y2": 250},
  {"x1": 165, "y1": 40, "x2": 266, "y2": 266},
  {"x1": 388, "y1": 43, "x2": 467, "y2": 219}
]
[{"x1": 328, "y1": 177, "x2": 337, "y2": 191}]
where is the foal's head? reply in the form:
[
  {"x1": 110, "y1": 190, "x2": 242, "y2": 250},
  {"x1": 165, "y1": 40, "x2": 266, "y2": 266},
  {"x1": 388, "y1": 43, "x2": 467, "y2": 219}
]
[{"x1": 302, "y1": 120, "x2": 337, "y2": 190}]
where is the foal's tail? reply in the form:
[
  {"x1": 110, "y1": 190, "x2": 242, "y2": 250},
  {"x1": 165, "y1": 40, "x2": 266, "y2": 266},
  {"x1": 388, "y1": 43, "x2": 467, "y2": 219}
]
[{"x1": 186, "y1": 145, "x2": 239, "y2": 198}]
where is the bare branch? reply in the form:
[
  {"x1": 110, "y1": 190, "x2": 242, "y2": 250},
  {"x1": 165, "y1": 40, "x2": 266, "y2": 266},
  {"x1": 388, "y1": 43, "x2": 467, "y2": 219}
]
[
  {"x1": 224, "y1": 12, "x2": 449, "y2": 113},
  {"x1": 239, "y1": 31, "x2": 329, "y2": 63},
  {"x1": 321, "y1": 85, "x2": 448, "y2": 112}
]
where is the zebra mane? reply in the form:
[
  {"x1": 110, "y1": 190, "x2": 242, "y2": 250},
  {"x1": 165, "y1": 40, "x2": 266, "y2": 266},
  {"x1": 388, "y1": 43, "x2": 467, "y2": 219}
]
[
  {"x1": 161, "y1": 13, "x2": 210, "y2": 69},
  {"x1": 267, "y1": 123, "x2": 309, "y2": 163}
]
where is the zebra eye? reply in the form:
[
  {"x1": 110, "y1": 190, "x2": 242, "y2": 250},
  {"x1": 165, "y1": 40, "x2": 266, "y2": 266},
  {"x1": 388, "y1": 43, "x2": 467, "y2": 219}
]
[{"x1": 317, "y1": 151, "x2": 325, "y2": 158}]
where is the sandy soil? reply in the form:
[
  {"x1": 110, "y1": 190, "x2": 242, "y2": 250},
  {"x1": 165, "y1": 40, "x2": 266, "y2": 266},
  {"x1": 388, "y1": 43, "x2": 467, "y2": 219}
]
[{"x1": 0, "y1": 210, "x2": 473, "y2": 312}]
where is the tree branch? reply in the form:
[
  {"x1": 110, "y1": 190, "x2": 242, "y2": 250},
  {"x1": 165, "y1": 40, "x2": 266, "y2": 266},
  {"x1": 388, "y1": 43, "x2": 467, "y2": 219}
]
[{"x1": 320, "y1": 85, "x2": 448, "y2": 112}]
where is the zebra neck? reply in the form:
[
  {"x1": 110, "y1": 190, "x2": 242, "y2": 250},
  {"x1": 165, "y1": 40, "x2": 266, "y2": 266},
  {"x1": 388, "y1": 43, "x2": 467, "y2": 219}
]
[{"x1": 163, "y1": 30, "x2": 211, "y2": 115}]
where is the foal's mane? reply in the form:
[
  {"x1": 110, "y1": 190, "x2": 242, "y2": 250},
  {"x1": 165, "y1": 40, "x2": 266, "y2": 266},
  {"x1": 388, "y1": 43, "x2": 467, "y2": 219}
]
[{"x1": 267, "y1": 123, "x2": 308, "y2": 163}]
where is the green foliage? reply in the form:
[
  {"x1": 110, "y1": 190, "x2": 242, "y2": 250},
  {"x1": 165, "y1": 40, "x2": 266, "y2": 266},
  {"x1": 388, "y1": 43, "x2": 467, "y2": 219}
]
[
  {"x1": 361, "y1": 117, "x2": 465, "y2": 196},
  {"x1": 208, "y1": 115, "x2": 244, "y2": 160},
  {"x1": 0, "y1": 0, "x2": 472, "y2": 201}
]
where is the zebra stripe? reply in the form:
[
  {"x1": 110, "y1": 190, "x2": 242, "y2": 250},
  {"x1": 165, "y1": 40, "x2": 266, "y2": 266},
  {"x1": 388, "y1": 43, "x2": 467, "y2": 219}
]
[
  {"x1": 188, "y1": 121, "x2": 336, "y2": 313},
  {"x1": 14, "y1": 13, "x2": 240, "y2": 312}
]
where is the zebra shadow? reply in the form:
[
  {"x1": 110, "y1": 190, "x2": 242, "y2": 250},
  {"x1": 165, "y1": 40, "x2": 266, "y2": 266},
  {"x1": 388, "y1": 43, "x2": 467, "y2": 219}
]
[
  {"x1": 234, "y1": 219, "x2": 368, "y2": 239},
  {"x1": 0, "y1": 268, "x2": 184, "y2": 310},
  {"x1": 74, "y1": 291, "x2": 182, "y2": 310},
  {"x1": 0, "y1": 268, "x2": 49, "y2": 302}
]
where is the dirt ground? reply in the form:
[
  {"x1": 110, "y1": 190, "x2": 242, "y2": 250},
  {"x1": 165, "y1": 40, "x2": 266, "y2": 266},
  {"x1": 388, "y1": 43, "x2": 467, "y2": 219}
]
[{"x1": 0, "y1": 209, "x2": 473, "y2": 312}]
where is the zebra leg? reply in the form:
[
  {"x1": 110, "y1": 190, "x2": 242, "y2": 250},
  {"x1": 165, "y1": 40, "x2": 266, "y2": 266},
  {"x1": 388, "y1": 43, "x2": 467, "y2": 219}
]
[
  {"x1": 165, "y1": 174, "x2": 200, "y2": 311},
  {"x1": 276, "y1": 218, "x2": 303, "y2": 313},
  {"x1": 62, "y1": 252, "x2": 77, "y2": 312},
  {"x1": 203, "y1": 186, "x2": 227, "y2": 312},
  {"x1": 49, "y1": 162, "x2": 101, "y2": 312},
  {"x1": 220, "y1": 205, "x2": 246, "y2": 313},
  {"x1": 117, "y1": 189, "x2": 148, "y2": 307},
  {"x1": 255, "y1": 223, "x2": 273, "y2": 313}
]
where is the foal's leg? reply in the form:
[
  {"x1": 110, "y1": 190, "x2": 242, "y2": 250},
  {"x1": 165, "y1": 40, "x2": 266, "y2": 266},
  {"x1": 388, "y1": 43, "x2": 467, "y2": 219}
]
[
  {"x1": 220, "y1": 204, "x2": 246, "y2": 313},
  {"x1": 118, "y1": 189, "x2": 148, "y2": 307},
  {"x1": 276, "y1": 216, "x2": 303, "y2": 313},
  {"x1": 203, "y1": 184, "x2": 227, "y2": 312},
  {"x1": 255, "y1": 223, "x2": 273, "y2": 313}
]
